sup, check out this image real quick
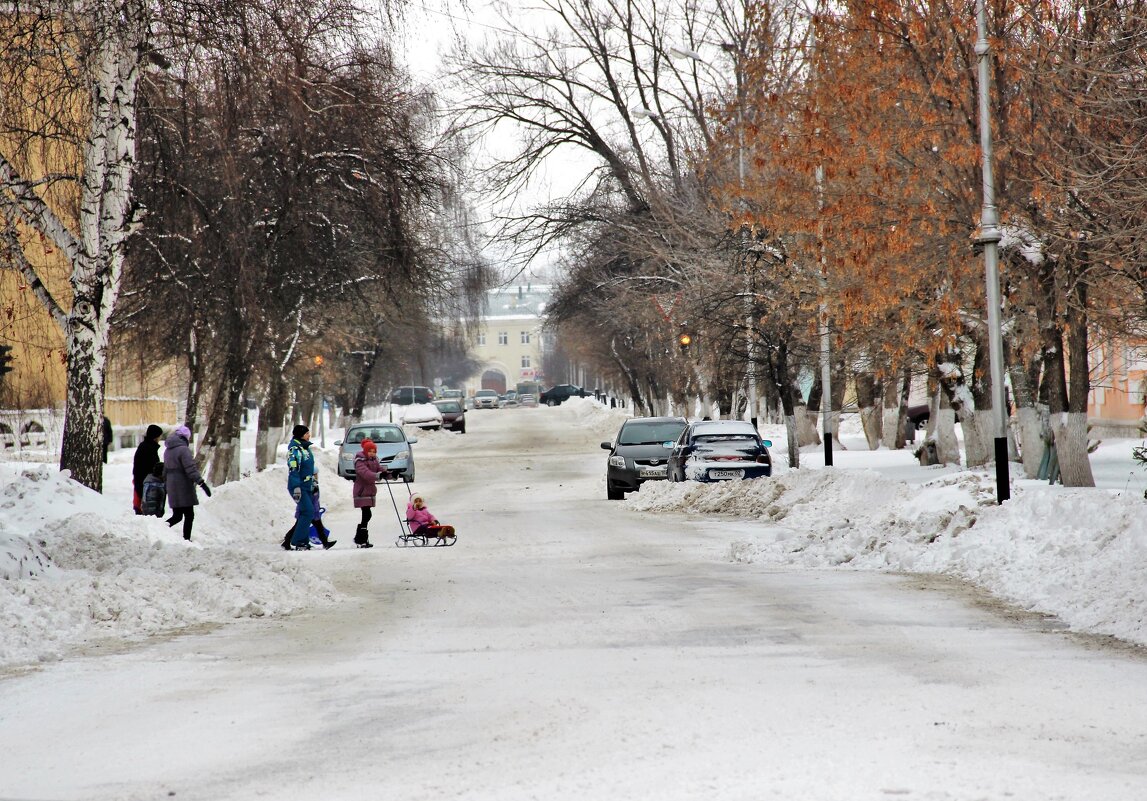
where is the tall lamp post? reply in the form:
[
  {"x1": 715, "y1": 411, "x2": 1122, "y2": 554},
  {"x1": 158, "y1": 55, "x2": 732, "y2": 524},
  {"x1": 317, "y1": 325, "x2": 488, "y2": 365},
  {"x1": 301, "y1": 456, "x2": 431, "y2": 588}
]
[
  {"x1": 669, "y1": 45, "x2": 758, "y2": 429},
  {"x1": 974, "y1": 0, "x2": 1011, "y2": 503}
]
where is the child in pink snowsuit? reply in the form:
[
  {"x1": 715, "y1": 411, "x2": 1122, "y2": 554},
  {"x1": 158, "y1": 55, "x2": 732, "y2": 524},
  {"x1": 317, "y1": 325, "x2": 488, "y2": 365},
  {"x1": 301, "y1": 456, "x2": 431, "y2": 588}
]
[{"x1": 405, "y1": 493, "x2": 439, "y2": 536}]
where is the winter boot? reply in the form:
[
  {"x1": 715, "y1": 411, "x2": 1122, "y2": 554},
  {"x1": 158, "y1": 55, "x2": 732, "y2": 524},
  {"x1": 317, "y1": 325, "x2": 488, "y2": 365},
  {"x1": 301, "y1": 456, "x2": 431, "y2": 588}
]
[
  {"x1": 315, "y1": 521, "x2": 336, "y2": 550},
  {"x1": 281, "y1": 527, "x2": 294, "y2": 551},
  {"x1": 354, "y1": 524, "x2": 373, "y2": 548}
]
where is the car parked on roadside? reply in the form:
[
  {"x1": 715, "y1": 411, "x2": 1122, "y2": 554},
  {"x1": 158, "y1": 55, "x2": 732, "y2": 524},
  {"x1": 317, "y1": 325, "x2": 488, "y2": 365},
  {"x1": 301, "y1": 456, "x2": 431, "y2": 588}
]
[
  {"x1": 500, "y1": 391, "x2": 520, "y2": 408},
  {"x1": 519, "y1": 393, "x2": 538, "y2": 408},
  {"x1": 395, "y1": 402, "x2": 443, "y2": 429},
  {"x1": 335, "y1": 422, "x2": 417, "y2": 482},
  {"x1": 907, "y1": 403, "x2": 930, "y2": 430},
  {"x1": 438, "y1": 388, "x2": 464, "y2": 400},
  {"x1": 473, "y1": 389, "x2": 500, "y2": 409},
  {"x1": 668, "y1": 420, "x2": 772, "y2": 483},
  {"x1": 390, "y1": 386, "x2": 435, "y2": 405},
  {"x1": 602, "y1": 416, "x2": 689, "y2": 500},
  {"x1": 539, "y1": 384, "x2": 586, "y2": 406},
  {"x1": 433, "y1": 399, "x2": 466, "y2": 433}
]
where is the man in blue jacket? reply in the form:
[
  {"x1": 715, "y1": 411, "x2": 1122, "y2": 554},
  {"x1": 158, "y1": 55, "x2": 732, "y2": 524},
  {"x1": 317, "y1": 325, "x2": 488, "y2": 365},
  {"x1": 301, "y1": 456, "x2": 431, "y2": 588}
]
[{"x1": 286, "y1": 424, "x2": 317, "y2": 549}]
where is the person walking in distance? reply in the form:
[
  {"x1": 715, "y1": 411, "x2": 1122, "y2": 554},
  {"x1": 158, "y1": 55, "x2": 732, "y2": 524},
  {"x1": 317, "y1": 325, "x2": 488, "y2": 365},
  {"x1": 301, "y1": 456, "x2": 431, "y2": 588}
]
[
  {"x1": 279, "y1": 482, "x2": 336, "y2": 550},
  {"x1": 286, "y1": 424, "x2": 318, "y2": 550},
  {"x1": 101, "y1": 416, "x2": 113, "y2": 463},
  {"x1": 352, "y1": 438, "x2": 389, "y2": 548},
  {"x1": 132, "y1": 424, "x2": 164, "y2": 514},
  {"x1": 163, "y1": 425, "x2": 211, "y2": 541}
]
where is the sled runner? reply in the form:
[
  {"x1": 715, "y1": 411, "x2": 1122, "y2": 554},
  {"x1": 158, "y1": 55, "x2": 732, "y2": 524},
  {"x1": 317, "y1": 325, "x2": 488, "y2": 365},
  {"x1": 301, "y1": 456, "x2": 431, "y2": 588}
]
[{"x1": 396, "y1": 524, "x2": 456, "y2": 548}]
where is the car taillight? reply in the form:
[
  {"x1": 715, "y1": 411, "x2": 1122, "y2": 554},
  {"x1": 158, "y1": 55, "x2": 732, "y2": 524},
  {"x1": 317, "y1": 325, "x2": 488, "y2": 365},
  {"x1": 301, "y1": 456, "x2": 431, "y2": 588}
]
[{"x1": 756, "y1": 455, "x2": 770, "y2": 464}]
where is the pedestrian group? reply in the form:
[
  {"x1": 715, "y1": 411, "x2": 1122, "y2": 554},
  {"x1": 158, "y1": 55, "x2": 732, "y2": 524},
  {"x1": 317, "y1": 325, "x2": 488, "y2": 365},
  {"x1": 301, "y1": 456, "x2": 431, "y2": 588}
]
[{"x1": 127, "y1": 420, "x2": 441, "y2": 548}]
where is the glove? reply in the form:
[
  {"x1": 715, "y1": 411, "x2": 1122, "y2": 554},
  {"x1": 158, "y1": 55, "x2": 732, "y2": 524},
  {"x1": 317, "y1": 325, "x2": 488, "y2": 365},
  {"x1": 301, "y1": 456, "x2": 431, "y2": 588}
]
[
  {"x1": 292, "y1": 487, "x2": 301, "y2": 502},
  {"x1": 199, "y1": 481, "x2": 212, "y2": 498}
]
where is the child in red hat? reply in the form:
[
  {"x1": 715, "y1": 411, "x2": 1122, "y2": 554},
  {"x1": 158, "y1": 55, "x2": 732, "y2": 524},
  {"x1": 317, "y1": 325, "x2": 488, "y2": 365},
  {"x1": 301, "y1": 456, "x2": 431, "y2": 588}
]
[{"x1": 352, "y1": 438, "x2": 389, "y2": 547}]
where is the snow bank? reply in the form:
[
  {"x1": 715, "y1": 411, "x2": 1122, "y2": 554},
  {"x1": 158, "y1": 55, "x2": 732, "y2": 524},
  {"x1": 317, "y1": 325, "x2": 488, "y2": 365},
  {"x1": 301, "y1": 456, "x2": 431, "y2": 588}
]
[
  {"x1": 553, "y1": 396, "x2": 630, "y2": 440},
  {"x1": 0, "y1": 465, "x2": 336, "y2": 670},
  {"x1": 630, "y1": 469, "x2": 1147, "y2": 646}
]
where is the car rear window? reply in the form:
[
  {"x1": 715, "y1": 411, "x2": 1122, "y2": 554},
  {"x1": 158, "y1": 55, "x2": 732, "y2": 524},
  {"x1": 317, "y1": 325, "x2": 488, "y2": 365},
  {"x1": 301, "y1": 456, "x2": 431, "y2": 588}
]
[
  {"x1": 435, "y1": 401, "x2": 462, "y2": 412},
  {"x1": 694, "y1": 434, "x2": 757, "y2": 444}
]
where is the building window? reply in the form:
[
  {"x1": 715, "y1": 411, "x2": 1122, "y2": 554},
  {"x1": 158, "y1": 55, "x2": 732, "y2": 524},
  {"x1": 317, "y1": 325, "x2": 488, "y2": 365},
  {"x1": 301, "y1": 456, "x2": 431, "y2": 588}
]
[
  {"x1": 477, "y1": 332, "x2": 486, "y2": 346},
  {"x1": 498, "y1": 331, "x2": 508, "y2": 345},
  {"x1": 521, "y1": 331, "x2": 531, "y2": 344},
  {"x1": 521, "y1": 355, "x2": 531, "y2": 369}
]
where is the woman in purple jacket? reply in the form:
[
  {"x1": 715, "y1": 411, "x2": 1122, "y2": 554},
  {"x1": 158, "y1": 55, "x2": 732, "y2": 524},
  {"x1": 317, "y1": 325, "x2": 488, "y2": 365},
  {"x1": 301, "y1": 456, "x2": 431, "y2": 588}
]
[
  {"x1": 352, "y1": 438, "x2": 388, "y2": 548},
  {"x1": 163, "y1": 425, "x2": 211, "y2": 541}
]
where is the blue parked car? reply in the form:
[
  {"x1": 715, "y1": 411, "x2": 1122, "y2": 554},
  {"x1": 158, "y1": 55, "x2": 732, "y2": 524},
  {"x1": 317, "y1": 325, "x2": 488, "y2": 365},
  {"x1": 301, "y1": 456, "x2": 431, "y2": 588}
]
[{"x1": 336, "y1": 422, "x2": 417, "y2": 483}]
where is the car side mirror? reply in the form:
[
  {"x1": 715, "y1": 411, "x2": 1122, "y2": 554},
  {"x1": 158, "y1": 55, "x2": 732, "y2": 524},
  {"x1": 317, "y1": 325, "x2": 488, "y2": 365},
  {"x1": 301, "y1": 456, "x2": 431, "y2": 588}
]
[
  {"x1": 600, "y1": 441, "x2": 613, "y2": 450},
  {"x1": 333, "y1": 440, "x2": 342, "y2": 446},
  {"x1": 407, "y1": 435, "x2": 418, "y2": 444},
  {"x1": 762, "y1": 439, "x2": 773, "y2": 448}
]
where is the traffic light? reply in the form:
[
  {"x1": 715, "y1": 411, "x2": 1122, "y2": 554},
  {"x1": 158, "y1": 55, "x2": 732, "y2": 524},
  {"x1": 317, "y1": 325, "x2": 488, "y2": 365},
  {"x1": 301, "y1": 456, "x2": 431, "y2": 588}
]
[{"x1": 677, "y1": 330, "x2": 693, "y2": 353}]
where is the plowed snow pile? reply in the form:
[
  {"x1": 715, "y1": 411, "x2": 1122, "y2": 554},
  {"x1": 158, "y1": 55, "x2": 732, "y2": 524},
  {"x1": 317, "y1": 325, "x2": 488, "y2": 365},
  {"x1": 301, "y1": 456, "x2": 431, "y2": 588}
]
[
  {"x1": 630, "y1": 468, "x2": 1147, "y2": 646},
  {"x1": 0, "y1": 465, "x2": 336, "y2": 669}
]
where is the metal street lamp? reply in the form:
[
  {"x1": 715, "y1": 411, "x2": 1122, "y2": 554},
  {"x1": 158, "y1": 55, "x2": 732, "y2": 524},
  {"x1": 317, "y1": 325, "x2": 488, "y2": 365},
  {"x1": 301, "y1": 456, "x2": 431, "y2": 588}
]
[
  {"x1": 974, "y1": 0, "x2": 1011, "y2": 503},
  {"x1": 669, "y1": 43, "x2": 759, "y2": 430}
]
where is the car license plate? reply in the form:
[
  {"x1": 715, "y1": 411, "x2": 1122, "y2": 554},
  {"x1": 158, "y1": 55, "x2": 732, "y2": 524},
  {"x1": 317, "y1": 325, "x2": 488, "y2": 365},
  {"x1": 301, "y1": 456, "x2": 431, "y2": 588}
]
[
  {"x1": 639, "y1": 467, "x2": 667, "y2": 478},
  {"x1": 708, "y1": 469, "x2": 744, "y2": 480}
]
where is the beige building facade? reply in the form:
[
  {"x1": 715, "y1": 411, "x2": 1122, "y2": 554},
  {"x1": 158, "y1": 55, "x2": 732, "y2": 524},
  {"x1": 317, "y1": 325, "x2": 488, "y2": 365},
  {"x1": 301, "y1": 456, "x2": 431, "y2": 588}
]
[{"x1": 465, "y1": 284, "x2": 550, "y2": 396}]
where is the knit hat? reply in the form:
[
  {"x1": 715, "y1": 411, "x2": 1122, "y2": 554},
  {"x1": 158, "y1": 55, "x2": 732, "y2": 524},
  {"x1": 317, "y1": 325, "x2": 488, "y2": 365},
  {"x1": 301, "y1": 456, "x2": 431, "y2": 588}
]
[
  {"x1": 174, "y1": 425, "x2": 191, "y2": 440},
  {"x1": 360, "y1": 438, "x2": 376, "y2": 453},
  {"x1": 410, "y1": 493, "x2": 424, "y2": 504},
  {"x1": 292, "y1": 424, "x2": 309, "y2": 440},
  {"x1": 145, "y1": 424, "x2": 163, "y2": 440}
]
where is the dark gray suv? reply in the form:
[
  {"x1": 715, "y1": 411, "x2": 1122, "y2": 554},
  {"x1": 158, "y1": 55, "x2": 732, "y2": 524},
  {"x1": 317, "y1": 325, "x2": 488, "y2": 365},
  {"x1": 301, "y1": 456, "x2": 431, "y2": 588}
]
[
  {"x1": 601, "y1": 416, "x2": 688, "y2": 500},
  {"x1": 390, "y1": 386, "x2": 434, "y2": 405}
]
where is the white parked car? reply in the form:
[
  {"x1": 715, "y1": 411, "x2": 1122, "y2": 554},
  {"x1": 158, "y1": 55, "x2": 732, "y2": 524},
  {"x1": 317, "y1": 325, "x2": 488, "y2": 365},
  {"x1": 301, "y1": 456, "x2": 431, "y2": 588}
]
[
  {"x1": 395, "y1": 402, "x2": 444, "y2": 429},
  {"x1": 473, "y1": 389, "x2": 500, "y2": 409}
]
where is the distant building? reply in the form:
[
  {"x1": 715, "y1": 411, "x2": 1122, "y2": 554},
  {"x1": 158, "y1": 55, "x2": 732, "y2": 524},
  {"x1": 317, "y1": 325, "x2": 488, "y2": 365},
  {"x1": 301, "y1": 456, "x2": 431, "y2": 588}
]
[
  {"x1": 1087, "y1": 339, "x2": 1147, "y2": 438},
  {"x1": 466, "y1": 284, "x2": 550, "y2": 395}
]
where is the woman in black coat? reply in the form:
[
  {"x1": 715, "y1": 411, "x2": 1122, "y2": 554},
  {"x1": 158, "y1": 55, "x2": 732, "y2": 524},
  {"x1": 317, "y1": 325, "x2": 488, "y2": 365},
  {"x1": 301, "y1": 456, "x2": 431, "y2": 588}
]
[{"x1": 132, "y1": 424, "x2": 164, "y2": 514}]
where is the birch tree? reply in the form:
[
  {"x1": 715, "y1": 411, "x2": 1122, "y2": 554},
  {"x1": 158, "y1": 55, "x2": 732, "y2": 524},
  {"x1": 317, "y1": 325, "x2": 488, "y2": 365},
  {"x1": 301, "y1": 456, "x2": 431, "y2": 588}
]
[{"x1": 1, "y1": 0, "x2": 153, "y2": 491}]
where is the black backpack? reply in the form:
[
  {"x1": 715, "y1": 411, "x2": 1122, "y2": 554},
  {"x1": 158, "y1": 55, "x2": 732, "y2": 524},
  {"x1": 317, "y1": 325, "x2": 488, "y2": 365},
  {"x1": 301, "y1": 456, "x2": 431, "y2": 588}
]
[{"x1": 141, "y1": 478, "x2": 166, "y2": 517}]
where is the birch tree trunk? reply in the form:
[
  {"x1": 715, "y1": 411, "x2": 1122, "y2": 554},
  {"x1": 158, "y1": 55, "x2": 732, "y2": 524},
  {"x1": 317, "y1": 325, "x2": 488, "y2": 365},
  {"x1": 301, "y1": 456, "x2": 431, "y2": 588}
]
[
  {"x1": 856, "y1": 372, "x2": 881, "y2": 450},
  {"x1": 794, "y1": 376, "x2": 819, "y2": 447},
  {"x1": 1007, "y1": 349, "x2": 1044, "y2": 477},
  {"x1": 936, "y1": 353, "x2": 991, "y2": 467},
  {"x1": 1057, "y1": 286, "x2": 1095, "y2": 486},
  {"x1": 881, "y1": 368, "x2": 910, "y2": 450}
]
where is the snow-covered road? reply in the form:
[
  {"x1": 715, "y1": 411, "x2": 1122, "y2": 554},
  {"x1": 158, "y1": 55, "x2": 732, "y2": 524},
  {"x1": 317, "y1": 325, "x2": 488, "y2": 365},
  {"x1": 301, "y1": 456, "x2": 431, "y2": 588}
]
[{"x1": 3, "y1": 409, "x2": 1147, "y2": 800}]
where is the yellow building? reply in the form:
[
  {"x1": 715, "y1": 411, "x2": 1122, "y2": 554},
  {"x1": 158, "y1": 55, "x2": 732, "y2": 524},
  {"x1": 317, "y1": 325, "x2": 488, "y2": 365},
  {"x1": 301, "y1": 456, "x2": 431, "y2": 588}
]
[{"x1": 466, "y1": 284, "x2": 550, "y2": 395}]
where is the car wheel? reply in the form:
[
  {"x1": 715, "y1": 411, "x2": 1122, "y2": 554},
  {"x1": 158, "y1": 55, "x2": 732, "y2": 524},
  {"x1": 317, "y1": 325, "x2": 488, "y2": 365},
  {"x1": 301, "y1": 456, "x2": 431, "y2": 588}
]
[
  {"x1": 607, "y1": 483, "x2": 625, "y2": 501},
  {"x1": 458, "y1": 423, "x2": 466, "y2": 434},
  {"x1": 403, "y1": 473, "x2": 414, "y2": 484},
  {"x1": 546, "y1": 399, "x2": 557, "y2": 407}
]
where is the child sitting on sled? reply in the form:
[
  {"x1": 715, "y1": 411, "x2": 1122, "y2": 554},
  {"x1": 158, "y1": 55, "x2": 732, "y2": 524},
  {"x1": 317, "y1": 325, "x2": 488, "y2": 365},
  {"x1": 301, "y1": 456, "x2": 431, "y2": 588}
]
[{"x1": 406, "y1": 493, "x2": 453, "y2": 539}]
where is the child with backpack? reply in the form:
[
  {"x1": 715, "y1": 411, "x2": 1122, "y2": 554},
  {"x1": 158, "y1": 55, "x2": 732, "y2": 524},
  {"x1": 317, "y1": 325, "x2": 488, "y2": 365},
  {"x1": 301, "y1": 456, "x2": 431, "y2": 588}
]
[{"x1": 140, "y1": 464, "x2": 167, "y2": 518}]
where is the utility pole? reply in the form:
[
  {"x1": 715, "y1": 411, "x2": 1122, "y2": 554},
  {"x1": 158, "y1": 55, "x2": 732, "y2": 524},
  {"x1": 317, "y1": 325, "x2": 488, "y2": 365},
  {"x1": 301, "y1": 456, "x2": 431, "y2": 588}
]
[{"x1": 975, "y1": 0, "x2": 1011, "y2": 503}]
